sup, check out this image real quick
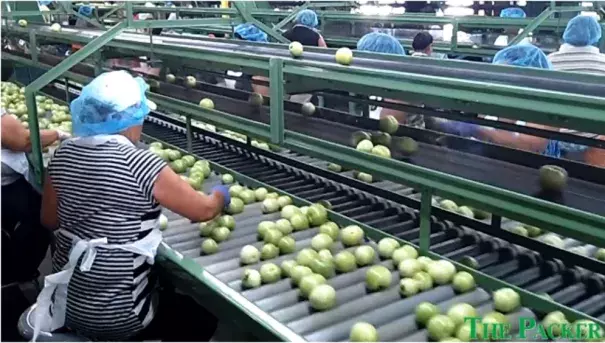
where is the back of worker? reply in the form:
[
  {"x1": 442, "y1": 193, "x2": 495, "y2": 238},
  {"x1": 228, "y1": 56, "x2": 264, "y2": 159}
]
[
  {"x1": 547, "y1": 15, "x2": 605, "y2": 76},
  {"x1": 283, "y1": 10, "x2": 327, "y2": 47}
]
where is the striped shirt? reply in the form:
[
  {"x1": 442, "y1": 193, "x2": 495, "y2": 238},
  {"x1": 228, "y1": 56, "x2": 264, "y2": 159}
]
[
  {"x1": 48, "y1": 139, "x2": 166, "y2": 340},
  {"x1": 547, "y1": 44, "x2": 605, "y2": 76}
]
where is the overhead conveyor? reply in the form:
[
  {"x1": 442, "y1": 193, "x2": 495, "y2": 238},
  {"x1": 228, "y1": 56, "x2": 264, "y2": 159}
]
[{"x1": 2, "y1": 8, "x2": 604, "y2": 341}]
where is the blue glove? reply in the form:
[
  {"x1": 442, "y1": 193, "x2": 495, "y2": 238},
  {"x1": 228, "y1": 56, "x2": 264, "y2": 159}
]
[
  {"x1": 211, "y1": 185, "x2": 231, "y2": 208},
  {"x1": 438, "y1": 120, "x2": 480, "y2": 138},
  {"x1": 544, "y1": 140, "x2": 561, "y2": 158},
  {"x1": 78, "y1": 5, "x2": 93, "y2": 17}
]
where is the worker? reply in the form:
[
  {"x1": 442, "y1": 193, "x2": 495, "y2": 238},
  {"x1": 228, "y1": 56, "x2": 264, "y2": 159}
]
[
  {"x1": 411, "y1": 31, "x2": 434, "y2": 57},
  {"x1": 229, "y1": 23, "x2": 270, "y2": 96},
  {"x1": 356, "y1": 32, "x2": 426, "y2": 128},
  {"x1": 35, "y1": 71, "x2": 229, "y2": 341},
  {"x1": 474, "y1": 44, "x2": 604, "y2": 166},
  {"x1": 494, "y1": 7, "x2": 530, "y2": 47},
  {"x1": 1, "y1": 106, "x2": 69, "y2": 285},
  {"x1": 283, "y1": 9, "x2": 327, "y2": 47},
  {"x1": 548, "y1": 15, "x2": 605, "y2": 76}
]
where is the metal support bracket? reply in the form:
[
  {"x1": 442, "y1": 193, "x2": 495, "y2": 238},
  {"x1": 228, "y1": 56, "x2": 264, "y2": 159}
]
[{"x1": 269, "y1": 58, "x2": 284, "y2": 144}]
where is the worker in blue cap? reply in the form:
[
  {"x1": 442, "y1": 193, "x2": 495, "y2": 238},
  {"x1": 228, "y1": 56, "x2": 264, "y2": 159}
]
[
  {"x1": 500, "y1": 7, "x2": 526, "y2": 18},
  {"x1": 548, "y1": 15, "x2": 605, "y2": 76},
  {"x1": 354, "y1": 33, "x2": 428, "y2": 129},
  {"x1": 283, "y1": 9, "x2": 327, "y2": 47},
  {"x1": 232, "y1": 24, "x2": 270, "y2": 95},
  {"x1": 473, "y1": 44, "x2": 602, "y2": 165},
  {"x1": 36, "y1": 71, "x2": 227, "y2": 341},
  {"x1": 495, "y1": 7, "x2": 530, "y2": 46}
]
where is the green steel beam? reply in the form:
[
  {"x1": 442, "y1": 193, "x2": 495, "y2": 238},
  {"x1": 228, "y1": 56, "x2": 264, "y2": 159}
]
[
  {"x1": 269, "y1": 58, "x2": 285, "y2": 144},
  {"x1": 272, "y1": 2, "x2": 309, "y2": 30},
  {"x1": 130, "y1": 17, "x2": 240, "y2": 29},
  {"x1": 509, "y1": 6, "x2": 555, "y2": 46},
  {"x1": 98, "y1": 3, "x2": 124, "y2": 22},
  {"x1": 69, "y1": 7, "x2": 106, "y2": 30},
  {"x1": 22, "y1": 21, "x2": 126, "y2": 184}
]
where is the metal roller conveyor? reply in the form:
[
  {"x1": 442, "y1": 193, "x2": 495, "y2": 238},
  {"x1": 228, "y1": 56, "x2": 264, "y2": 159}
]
[
  {"x1": 153, "y1": 148, "x2": 603, "y2": 341},
  {"x1": 14, "y1": 25, "x2": 605, "y2": 97}
]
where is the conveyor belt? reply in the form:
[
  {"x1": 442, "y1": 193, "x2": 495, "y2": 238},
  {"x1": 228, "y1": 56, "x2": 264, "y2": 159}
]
[
  {"x1": 156, "y1": 144, "x2": 605, "y2": 341},
  {"x1": 154, "y1": 83, "x2": 605, "y2": 217},
  {"x1": 144, "y1": 117, "x2": 605, "y2": 333},
  {"x1": 15, "y1": 25, "x2": 605, "y2": 97}
]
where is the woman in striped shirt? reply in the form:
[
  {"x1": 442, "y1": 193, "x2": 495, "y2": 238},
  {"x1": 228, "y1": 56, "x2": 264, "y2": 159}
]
[{"x1": 38, "y1": 70, "x2": 230, "y2": 340}]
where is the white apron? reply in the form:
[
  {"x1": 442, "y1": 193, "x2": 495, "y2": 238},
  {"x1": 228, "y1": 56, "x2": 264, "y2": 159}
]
[{"x1": 32, "y1": 134, "x2": 165, "y2": 341}]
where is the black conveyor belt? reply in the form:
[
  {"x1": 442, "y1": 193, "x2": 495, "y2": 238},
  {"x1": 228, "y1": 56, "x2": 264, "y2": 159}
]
[
  {"x1": 155, "y1": 83, "x2": 605, "y2": 217},
  {"x1": 14, "y1": 26, "x2": 605, "y2": 97},
  {"x1": 147, "y1": 121, "x2": 605, "y2": 340}
]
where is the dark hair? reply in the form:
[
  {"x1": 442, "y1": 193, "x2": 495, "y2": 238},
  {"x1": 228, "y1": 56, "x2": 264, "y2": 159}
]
[{"x1": 412, "y1": 31, "x2": 433, "y2": 51}]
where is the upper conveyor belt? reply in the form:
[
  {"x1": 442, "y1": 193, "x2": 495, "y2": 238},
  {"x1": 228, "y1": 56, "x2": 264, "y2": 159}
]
[{"x1": 17, "y1": 25, "x2": 605, "y2": 98}]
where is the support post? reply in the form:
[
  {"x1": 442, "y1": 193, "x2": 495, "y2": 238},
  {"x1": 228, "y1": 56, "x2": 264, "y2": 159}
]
[
  {"x1": 269, "y1": 58, "x2": 284, "y2": 145},
  {"x1": 29, "y1": 30, "x2": 37, "y2": 63},
  {"x1": 419, "y1": 190, "x2": 433, "y2": 253},
  {"x1": 186, "y1": 116, "x2": 193, "y2": 153},
  {"x1": 509, "y1": 7, "x2": 554, "y2": 46}
]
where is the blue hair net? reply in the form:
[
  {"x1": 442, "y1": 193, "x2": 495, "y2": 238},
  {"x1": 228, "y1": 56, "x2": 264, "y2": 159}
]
[
  {"x1": 234, "y1": 24, "x2": 268, "y2": 42},
  {"x1": 70, "y1": 71, "x2": 151, "y2": 137},
  {"x1": 295, "y1": 9, "x2": 319, "y2": 28},
  {"x1": 78, "y1": 5, "x2": 93, "y2": 17},
  {"x1": 500, "y1": 7, "x2": 526, "y2": 18},
  {"x1": 544, "y1": 140, "x2": 588, "y2": 157},
  {"x1": 563, "y1": 15, "x2": 602, "y2": 46},
  {"x1": 39, "y1": 0, "x2": 53, "y2": 6},
  {"x1": 357, "y1": 32, "x2": 406, "y2": 55},
  {"x1": 492, "y1": 44, "x2": 552, "y2": 69}
]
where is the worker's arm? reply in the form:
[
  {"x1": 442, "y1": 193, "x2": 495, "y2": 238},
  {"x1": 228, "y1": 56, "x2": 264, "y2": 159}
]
[
  {"x1": 380, "y1": 98, "x2": 415, "y2": 125},
  {"x1": 477, "y1": 123, "x2": 550, "y2": 153},
  {"x1": 1, "y1": 114, "x2": 60, "y2": 152},
  {"x1": 40, "y1": 175, "x2": 59, "y2": 230},
  {"x1": 317, "y1": 35, "x2": 328, "y2": 48},
  {"x1": 585, "y1": 138, "x2": 605, "y2": 167},
  {"x1": 153, "y1": 166, "x2": 226, "y2": 222},
  {"x1": 252, "y1": 76, "x2": 270, "y2": 97}
]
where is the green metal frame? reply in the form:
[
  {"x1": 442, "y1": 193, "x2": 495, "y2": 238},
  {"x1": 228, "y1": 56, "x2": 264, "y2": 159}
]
[{"x1": 3, "y1": 8, "x2": 605, "y2": 338}]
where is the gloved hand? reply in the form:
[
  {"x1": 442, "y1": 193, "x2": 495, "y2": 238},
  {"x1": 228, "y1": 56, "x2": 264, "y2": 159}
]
[
  {"x1": 211, "y1": 185, "x2": 231, "y2": 208},
  {"x1": 544, "y1": 140, "x2": 561, "y2": 158},
  {"x1": 56, "y1": 130, "x2": 72, "y2": 141}
]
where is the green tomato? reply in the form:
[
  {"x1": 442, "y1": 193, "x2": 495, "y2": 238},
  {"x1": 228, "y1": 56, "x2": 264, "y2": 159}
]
[
  {"x1": 365, "y1": 265, "x2": 392, "y2": 291},
  {"x1": 259, "y1": 263, "x2": 281, "y2": 284},
  {"x1": 354, "y1": 245, "x2": 376, "y2": 266},
  {"x1": 399, "y1": 277, "x2": 420, "y2": 297},
  {"x1": 240, "y1": 245, "x2": 261, "y2": 265},
  {"x1": 377, "y1": 237, "x2": 400, "y2": 259},
  {"x1": 239, "y1": 189, "x2": 256, "y2": 204},
  {"x1": 201, "y1": 239, "x2": 219, "y2": 255},
  {"x1": 277, "y1": 195, "x2": 292, "y2": 209},
  {"x1": 199, "y1": 220, "x2": 217, "y2": 237},
  {"x1": 263, "y1": 228, "x2": 283, "y2": 246},
  {"x1": 281, "y1": 205, "x2": 301, "y2": 220},
  {"x1": 167, "y1": 150, "x2": 182, "y2": 161},
  {"x1": 334, "y1": 251, "x2": 357, "y2": 273},
  {"x1": 341, "y1": 225, "x2": 364, "y2": 246},
  {"x1": 446, "y1": 303, "x2": 477, "y2": 328},
  {"x1": 319, "y1": 222, "x2": 340, "y2": 240},
  {"x1": 427, "y1": 315, "x2": 456, "y2": 341},
  {"x1": 261, "y1": 243, "x2": 279, "y2": 260},
  {"x1": 493, "y1": 288, "x2": 521, "y2": 314},
  {"x1": 399, "y1": 259, "x2": 422, "y2": 278},
  {"x1": 242, "y1": 269, "x2": 262, "y2": 289},
  {"x1": 296, "y1": 248, "x2": 319, "y2": 267},
  {"x1": 311, "y1": 233, "x2": 333, "y2": 251},
  {"x1": 290, "y1": 213, "x2": 310, "y2": 231},
  {"x1": 309, "y1": 258, "x2": 336, "y2": 279},
  {"x1": 221, "y1": 173, "x2": 234, "y2": 184},
  {"x1": 307, "y1": 203, "x2": 328, "y2": 226},
  {"x1": 299, "y1": 273, "x2": 326, "y2": 298},
  {"x1": 275, "y1": 218, "x2": 293, "y2": 235},
  {"x1": 290, "y1": 265, "x2": 313, "y2": 285},
  {"x1": 280, "y1": 260, "x2": 298, "y2": 277},
  {"x1": 181, "y1": 155, "x2": 196, "y2": 167},
  {"x1": 217, "y1": 215, "x2": 235, "y2": 230},
  {"x1": 309, "y1": 284, "x2": 336, "y2": 311},
  {"x1": 413, "y1": 271, "x2": 434, "y2": 292},
  {"x1": 257, "y1": 221, "x2": 277, "y2": 240},
  {"x1": 261, "y1": 198, "x2": 280, "y2": 214},
  {"x1": 349, "y1": 322, "x2": 378, "y2": 342},
  {"x1": 415, "y1": 302, "x2": 440, "y2": 326},
  {"x1": 277, "y1": 236, "x2": 296, "y2": 254},
  {"x1": 211, "y1": 226, "x2": 230, "y2": 242},
  {"x1": 254, "y1": 187, "x2": 268, "y2": 201},
  {"x1": 452, "y1": 271, "x2": 476, "y2": 293},
  {"x1": 227, "y1": 197, "x2": 245, "y2": 214}
]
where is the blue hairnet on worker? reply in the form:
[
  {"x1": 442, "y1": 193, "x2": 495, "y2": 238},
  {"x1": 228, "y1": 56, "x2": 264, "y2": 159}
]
[
  {"x1": 39, "y1": 0, "x2": 53, "y2": 6},
  {"x1": 492, "y1": 43, "x2": 552, "y2": 69},
  {"x1": 295, "y1": 9, "x2": 319, "y2": 28},
  {"x1": 70, "y1": 70, "x2": 155, "y2": 137},
  {"x1": 234, "y1": 23, "x2": 268, "y2": 42},
  {"x1": 500, "y1": 7, "x2": 526, "y2": 18},
  {"x1": 562, "y1": 15, "x2": 602, "y2": 46},
  {"x1": 78, "y1": 5, "x2": 93, "y2": 17},
  {"x1": 357, "y1": 32, "x2": 406, "y2": 55}
]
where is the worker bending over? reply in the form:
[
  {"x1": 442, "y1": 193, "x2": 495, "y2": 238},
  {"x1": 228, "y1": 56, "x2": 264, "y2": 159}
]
[
  {"x1": 35, "y1": 71, "x2": 230, "y2": 341},
  {"x1": 230, "y1": 23, "x2": 270, "y2": 97},
  {"x1": 548, "y1": 15, "x2": 605, "y2": 76},
  {"x1": 356, "y1": 32, "x2": 425, "y2": 128},
  {"x1": 283, "y1": 10, "x2": 327, "y2": 47},
  {"x1": 494, "y1": 7, "x2": 531, "y2": 47}
]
